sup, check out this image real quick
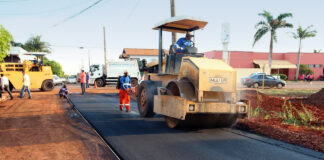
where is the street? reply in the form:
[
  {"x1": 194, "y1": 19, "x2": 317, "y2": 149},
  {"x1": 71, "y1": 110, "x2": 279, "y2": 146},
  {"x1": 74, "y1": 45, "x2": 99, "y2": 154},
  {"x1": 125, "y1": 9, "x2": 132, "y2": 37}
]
[{"x1": 69, "y1": 93, "x2": 324, "y2": 160}]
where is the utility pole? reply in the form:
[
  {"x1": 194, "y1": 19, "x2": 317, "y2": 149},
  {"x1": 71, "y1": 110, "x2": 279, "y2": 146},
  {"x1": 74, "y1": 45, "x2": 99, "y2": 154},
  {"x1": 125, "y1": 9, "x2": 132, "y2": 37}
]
[
  {"x1": 88, "y1": 50, "x2": 91, "y2": 71},
  {"x1": 170, "y1": 0, "x2": 176, "y2": 44},
  {"x1": 103, "y1": 26, "x2": 107, "y2": 72}
]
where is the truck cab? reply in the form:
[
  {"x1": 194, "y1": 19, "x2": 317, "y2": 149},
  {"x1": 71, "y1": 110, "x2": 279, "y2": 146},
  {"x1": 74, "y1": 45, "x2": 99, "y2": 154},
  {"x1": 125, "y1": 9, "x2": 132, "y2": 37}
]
[{"x1": 89, "y1": 60, "x2": 141, "y2": 87}]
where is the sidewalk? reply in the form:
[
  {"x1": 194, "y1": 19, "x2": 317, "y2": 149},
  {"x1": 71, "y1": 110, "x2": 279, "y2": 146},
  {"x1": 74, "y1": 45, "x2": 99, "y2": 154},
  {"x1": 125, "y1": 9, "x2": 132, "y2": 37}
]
[{"x1": 285, "y1": 81, "x2": 324, "y2": 89}]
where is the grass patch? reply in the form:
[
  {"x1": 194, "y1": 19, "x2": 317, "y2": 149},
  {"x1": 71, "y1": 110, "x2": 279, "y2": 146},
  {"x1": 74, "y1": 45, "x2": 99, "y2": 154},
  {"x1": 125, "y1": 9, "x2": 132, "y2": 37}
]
[
  {"x1": 248, "y1": 92, "x2": 322, "y2": 129},
  {"x1": 280, "y1": 100, "x2": 319, "y2": 127},
  {"x1": 259, "y1": 89, "x2": 318, "y2": 97}
]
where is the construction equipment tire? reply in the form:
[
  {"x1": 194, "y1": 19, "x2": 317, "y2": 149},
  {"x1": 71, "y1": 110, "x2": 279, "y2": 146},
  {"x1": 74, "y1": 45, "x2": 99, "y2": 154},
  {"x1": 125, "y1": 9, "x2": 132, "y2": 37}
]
[
  {"x1": 165, "y1": 116, "x2": 181, "y2": 128},
  {"x1": 137, "y1": 81, "x2": 156, "y2": 117},
  {"x1": 131, "y1": 78, "x2": 138, "y2": 87},
  {"x1": 41, "y1": 79, "x2": 54, "y2": 91}
]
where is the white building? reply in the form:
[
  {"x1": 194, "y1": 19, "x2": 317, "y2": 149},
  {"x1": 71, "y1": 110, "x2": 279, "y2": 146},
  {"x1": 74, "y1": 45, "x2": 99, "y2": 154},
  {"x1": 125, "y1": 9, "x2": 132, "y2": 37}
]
[{"x1": 119, "y1": 48, "x2": 168, "y2": 63}]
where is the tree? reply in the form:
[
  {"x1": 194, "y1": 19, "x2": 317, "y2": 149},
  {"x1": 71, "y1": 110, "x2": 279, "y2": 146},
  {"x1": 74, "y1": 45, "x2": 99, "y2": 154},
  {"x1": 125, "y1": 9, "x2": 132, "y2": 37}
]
[
  {"x1": 23, "y1": 35, "x2": 51, "y2": 53},
  {"x1": 21, "y1": 36, "x2": 65, "y2": 77},
  {"x1": 313, "y1": 49, "x2": 321, "y2": 53},
  {"x1": 299, "y1": 64, "x2": 313, "y2": 75},
  {"x1": 292, "y1": 25, "x2": 317, "y2": 80},
  {"x1": 10, "y1": 41, "x2": 24, "y2": 48},
  {"x1": 43, "y1": 57, "x2": 65, "y2": 77},
  {"x1": 253, "y1": 11, "x2": 293, "y2": 72},
  {"x1": 0, "y1": 25, "x2": 13, "y2": 62}
]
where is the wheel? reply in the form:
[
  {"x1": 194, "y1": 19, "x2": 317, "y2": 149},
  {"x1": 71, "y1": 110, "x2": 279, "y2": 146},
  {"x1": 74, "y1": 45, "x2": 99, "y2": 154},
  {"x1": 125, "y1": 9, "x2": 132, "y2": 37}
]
[
  {"x1": 95, "y1": 79, "x2": 104, "y2": 87},
  {"x1": 131, "y1": 78, "x2": 138, "y2": 87},
  {"x1": 165, "y1": 116, "x2": 181, "y2": 128},
  {"x1": 277, "y1": 83, "x2": 283, "y2": 89},
  {"x1": 41, "y1": 79, "x2": 54, "y2": 91},
  {"x1": 253, "y1": 83, "x2": 259, "y2": 88},
  {"x1": 137, "y1": 81, "x2": 156, "y2": 117}
]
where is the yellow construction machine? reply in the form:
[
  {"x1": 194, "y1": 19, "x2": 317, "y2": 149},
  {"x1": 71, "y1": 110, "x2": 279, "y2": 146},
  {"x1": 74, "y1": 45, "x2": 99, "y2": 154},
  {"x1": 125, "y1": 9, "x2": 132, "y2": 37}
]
[
  {"x1": 137, "y1": 16, "x2": 249, "y2": 128},
  {"x1": 0, "y1": 53, "x2": 54, "y2": 91}
]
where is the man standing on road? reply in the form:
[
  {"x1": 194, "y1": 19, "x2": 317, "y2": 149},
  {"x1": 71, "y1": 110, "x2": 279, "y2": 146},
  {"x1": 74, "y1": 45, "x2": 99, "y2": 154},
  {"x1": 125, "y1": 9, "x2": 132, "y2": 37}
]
[
  {"x1": 119, "y1": 70, "x2": 132, "y2": 112},
  {"x1": 86, "y1": 72, "x2": 90, "y2": 88},
  {"x1": 20, "y1": 70, "x2": 32, "y2": 99},
  {"x1": 80, "y1": 69, "x2": 86, "y2": 95},
  {"x1": 0, "y1": 74, "x2": 13, "y2": 100}
]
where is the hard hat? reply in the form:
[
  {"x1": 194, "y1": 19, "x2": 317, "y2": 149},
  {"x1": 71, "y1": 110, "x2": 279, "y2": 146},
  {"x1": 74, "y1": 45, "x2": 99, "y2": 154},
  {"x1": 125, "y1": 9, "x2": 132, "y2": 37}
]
[{"x1": 124, "y1": 69, "x2": 128, "y2": 73}]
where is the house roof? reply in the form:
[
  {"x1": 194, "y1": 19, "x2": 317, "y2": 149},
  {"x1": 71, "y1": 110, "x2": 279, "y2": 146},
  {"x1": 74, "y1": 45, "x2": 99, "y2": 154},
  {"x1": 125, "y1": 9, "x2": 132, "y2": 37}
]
[{"x1": 120, "y1": 48, "x2": 169, "y2": 58}]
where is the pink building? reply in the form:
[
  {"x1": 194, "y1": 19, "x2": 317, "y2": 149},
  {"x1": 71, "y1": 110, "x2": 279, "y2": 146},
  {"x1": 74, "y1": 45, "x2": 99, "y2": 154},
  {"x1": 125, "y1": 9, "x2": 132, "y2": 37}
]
[{"x1": 205, "y1": 50, "x2": 324, "y2": 80}]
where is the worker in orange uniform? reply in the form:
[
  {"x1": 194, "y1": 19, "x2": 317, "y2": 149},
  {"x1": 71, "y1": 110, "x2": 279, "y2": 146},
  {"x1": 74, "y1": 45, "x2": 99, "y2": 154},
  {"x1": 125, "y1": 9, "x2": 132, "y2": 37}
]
[{"x1": 119, "y1": 70, "x2": 132, "y2": 112}]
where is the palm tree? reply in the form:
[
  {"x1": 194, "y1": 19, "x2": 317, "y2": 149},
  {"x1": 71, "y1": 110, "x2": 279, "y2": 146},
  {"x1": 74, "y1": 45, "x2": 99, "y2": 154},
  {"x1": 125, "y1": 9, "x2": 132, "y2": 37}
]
[
  {"x1": 23, "y1": 35, "x2": 51, "y2": 53},
  {"x1": 253, "y1": 11, "x2": 293, "y2": 72},
  {"x1": 293, "y1": 25, "x2": 317, "y2": 80}
]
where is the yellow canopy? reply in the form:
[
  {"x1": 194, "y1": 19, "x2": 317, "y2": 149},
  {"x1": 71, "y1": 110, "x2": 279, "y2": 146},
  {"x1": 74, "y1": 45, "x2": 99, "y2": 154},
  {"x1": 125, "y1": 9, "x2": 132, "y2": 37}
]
[{"x1": 253, "y1": 60, "x2": 296, "y2": 69}]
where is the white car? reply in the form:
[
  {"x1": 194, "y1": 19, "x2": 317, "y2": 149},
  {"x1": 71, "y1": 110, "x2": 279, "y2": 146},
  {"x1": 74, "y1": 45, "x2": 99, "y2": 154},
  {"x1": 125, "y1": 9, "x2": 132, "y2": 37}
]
[
  {"x1": 67, "y1": 76, "x2": 77, "y2": 84},
  {"x1": 53, "y1": 75, "x2": 64, "y2": 85}
]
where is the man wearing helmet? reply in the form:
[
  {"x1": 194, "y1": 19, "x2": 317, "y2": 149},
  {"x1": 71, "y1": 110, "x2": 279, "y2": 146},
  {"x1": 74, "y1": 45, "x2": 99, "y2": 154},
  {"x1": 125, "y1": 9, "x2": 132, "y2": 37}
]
[{"x1": 119, "y1": 70, "x2": 132, "y2": 112}]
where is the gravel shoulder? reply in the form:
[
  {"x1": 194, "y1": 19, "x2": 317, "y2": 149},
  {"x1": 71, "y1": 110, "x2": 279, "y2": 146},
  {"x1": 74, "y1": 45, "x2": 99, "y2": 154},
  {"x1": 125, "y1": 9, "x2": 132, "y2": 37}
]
[{"x1": 0, "y1": 88, "x2": 117, "y2": 160}]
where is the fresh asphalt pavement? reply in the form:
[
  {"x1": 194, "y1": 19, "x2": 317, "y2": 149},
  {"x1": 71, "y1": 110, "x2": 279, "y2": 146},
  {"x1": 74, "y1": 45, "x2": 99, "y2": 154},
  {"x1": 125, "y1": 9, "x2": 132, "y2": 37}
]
[{"x1": 69, "y1": 93, "x2": 324, "y2": 160}]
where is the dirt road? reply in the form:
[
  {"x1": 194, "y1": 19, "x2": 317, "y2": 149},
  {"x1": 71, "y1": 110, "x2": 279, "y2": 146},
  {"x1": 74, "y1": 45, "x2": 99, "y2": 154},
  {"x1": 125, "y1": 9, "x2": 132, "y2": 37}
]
[{"x1": 0, "y1": 89, "x2": 117, "y2": 160}]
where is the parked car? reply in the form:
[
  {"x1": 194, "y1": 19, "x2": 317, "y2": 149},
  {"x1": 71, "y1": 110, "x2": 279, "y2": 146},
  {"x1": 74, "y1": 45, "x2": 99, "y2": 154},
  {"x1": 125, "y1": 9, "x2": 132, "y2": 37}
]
[
  {"x1": 244, "y1": 74, "x2": 286, "y2": 88},
  {"x1": 53, "y1": 75, "x2": 64, "y2": 86},
  {"x1": 67, "y1": 76, "x2": 77, "y2": 84},
  {"x1": 242, "y1": 72, "x2": 265, "y2": 84}
]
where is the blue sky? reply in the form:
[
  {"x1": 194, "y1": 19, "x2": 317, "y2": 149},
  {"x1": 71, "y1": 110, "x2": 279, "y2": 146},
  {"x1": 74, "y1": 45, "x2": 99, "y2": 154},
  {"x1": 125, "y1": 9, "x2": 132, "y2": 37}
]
[{"x1": 1, "y1": 0, "x2": 323, "y2": 74}]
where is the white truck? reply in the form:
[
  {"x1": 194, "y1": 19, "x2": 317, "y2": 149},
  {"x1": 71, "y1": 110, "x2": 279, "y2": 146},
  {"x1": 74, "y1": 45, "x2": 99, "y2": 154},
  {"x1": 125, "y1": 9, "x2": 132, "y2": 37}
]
[{"x1": 89, "y1": 60, "x2": 141, "y2": 87}]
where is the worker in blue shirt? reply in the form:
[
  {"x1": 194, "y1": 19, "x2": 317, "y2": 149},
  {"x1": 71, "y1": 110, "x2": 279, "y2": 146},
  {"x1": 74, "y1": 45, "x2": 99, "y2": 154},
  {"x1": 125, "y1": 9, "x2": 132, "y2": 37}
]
[
  {"x1": 174, "y1": 33, "x2": 193, "y2": 53},
  {"x1": 119, "y1": 70, "x2": 132, "y2": 112},
  {"x1": 86, "y1": 72, "x2": 90, "y2": 88},
  {"x1": 59, "y1": 84, "x2": 69, "y2": 98}
]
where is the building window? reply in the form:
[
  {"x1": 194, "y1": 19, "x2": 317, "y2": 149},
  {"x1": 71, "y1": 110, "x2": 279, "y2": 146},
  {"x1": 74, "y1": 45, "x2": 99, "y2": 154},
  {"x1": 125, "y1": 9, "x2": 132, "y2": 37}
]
[{"x1": 307, "y1": 64, "x2": 322, "y2": 68}]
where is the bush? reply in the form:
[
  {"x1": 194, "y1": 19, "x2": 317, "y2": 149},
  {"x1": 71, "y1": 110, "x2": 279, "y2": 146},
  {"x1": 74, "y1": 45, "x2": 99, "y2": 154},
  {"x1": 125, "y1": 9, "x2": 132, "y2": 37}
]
[{"x1": 271, "y1": 74, "x2": 287, "y2": 80}]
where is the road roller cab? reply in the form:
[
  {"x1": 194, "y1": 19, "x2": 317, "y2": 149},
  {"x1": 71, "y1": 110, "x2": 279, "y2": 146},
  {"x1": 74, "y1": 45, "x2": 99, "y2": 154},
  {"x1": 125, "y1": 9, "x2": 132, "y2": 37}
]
[
  {"x1": 137, "y1": 16, "x2": 249, "y2": 128},
  {"x1": 0, "y1": 53, "x2": 54, "y2": 91}
]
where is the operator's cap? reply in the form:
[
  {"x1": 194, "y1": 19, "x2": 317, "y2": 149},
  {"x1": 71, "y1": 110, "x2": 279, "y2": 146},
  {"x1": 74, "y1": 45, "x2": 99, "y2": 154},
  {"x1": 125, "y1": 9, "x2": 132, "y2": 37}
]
[
  {"x1": 186, "y1": 33, "x2": 194, "y2": 37},
  {"x1": 124, "y1": 69, "x2": 128, "y2": 73}
]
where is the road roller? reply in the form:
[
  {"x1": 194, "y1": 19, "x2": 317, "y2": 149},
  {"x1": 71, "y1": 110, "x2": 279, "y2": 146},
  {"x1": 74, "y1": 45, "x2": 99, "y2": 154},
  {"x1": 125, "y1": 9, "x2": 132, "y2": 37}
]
[{"x1": 137, "y1": 16, "x2": 249, "y2": 128}]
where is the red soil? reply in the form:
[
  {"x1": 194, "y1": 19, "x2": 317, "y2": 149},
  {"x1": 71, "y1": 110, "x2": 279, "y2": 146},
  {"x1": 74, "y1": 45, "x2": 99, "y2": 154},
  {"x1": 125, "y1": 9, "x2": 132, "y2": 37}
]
[
  {"x1": 308, "y1": 88, "x2": 324, "y2": 110},
  {"x1": 238, "y1": 89, "x2": 324, "y2": 152}
]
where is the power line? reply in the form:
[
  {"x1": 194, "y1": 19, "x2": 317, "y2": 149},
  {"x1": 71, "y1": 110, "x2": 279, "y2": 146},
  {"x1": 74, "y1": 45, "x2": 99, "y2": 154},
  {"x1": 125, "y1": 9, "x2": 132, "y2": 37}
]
[
  {"x1": 0, "y1": 1, "x2": 89, "y2": 15},
  {"x1": 125, "y1": 0, "x2": 141, "y2": 20},
  {"x1": 52, "y1": 0, "x2": 105, "y2": 27},
  {"x1": 0, "y1": 0, "x2": 32, "y2": 2}
]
